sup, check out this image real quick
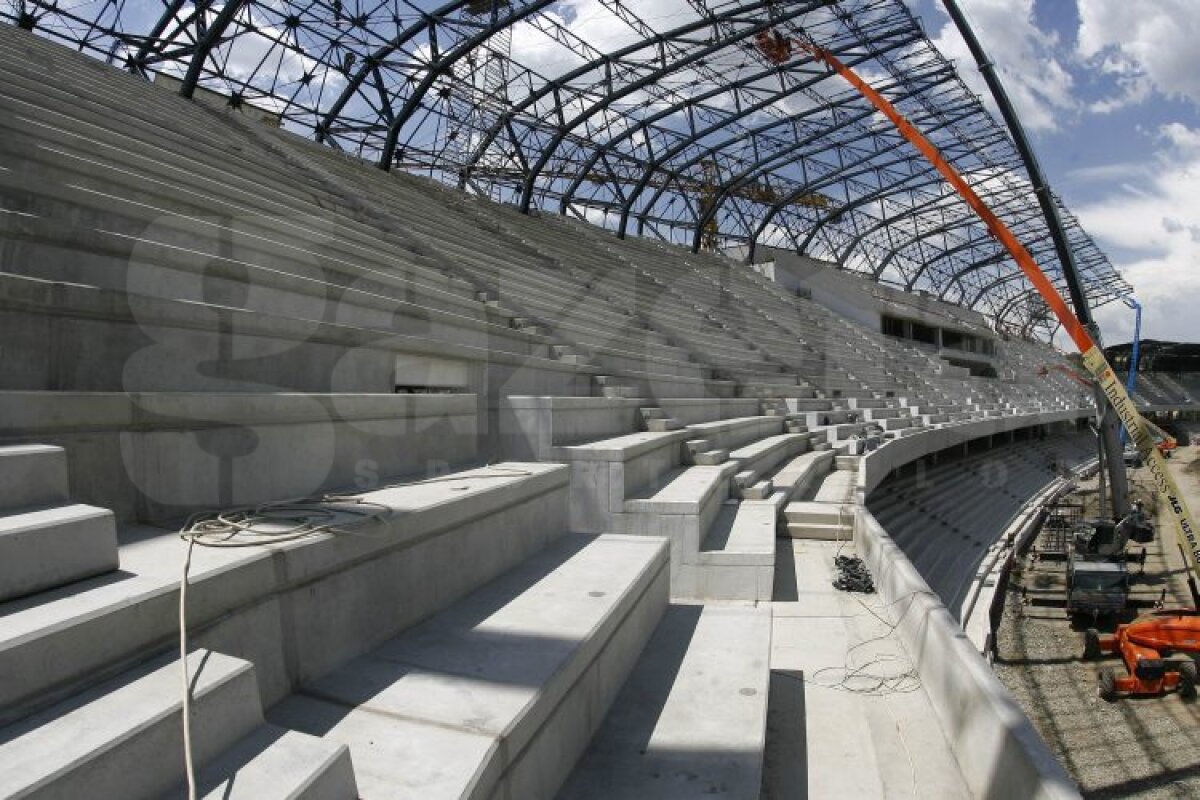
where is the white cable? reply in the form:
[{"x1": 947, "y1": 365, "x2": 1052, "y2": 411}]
[
  {"x1": 180, "y1": 535, "x2": 196, "y2": 800},
  {"x1": 176, "y1": 466, "x2": 534, "y2": 794}
]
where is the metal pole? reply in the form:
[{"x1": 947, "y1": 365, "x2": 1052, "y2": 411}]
[
  {"x1": 939, "y1": 0, "x2": 1129, "y2": 517},
  {"x1": 1120, "y1": 296, "x2": 1142, "y2": 445}
]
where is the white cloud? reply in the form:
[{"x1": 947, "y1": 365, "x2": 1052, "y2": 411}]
[
  {"x1": 1066, "y1": 162, "x2": 1150, "y2": 184},
  {"x1": 1078, "y1": 0, "x2": 1200, "y2": 109},
  {"x1": 1077, "y1": 124, "x2": 1200, "y2": 344},
  {"x1": 929, "y1": 0, "x2": 1077, "y2": 131}
]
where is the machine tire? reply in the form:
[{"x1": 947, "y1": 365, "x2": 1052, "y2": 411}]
[
  {"x1": 1178, "y1": 661, "x2": 1197, "y2": 700},
  {"x1": 1099, "y1": 669, "x2": 1117, "y2": 701},
  {"x1": 1083, "y1": 628, "x2": 1101, "y2": 660}
]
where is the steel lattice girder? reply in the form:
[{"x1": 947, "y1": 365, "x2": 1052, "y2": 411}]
[{"x1": 3, "y1": 0, "x2": 1131, "y2": 336}]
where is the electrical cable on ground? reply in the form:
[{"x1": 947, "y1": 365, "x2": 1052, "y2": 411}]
[
  {"x1": 808, "y1": 589, "x2": 935, "y2": 697},
  {"x1": 833, "y1": 554, "x2": 875, "y2": 593}
]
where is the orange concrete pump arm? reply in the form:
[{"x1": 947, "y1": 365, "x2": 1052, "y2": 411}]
[{"x1": 798, "y1": 41, "x2": 1200, "y2": 589}]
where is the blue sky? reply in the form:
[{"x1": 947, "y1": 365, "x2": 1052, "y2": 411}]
[{"x1": 905, "y1": 0, "x2": 1200, "y2": 345}]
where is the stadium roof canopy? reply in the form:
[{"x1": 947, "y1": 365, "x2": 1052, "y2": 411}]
[{"x1": 3, "y1": 0, "x2": 1132, "y2": 336}]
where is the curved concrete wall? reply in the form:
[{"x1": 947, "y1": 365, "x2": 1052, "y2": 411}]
[
  {"x1": 855, "y1": 508, "x2": 1080, "y2": 800},
  {"x1": 857, "y1": 408, "x2": 1088, "y2": 498}
]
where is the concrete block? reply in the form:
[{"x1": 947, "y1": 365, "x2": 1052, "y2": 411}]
[
  {"x1": 741, "y1": 480, "x2": 774, "y2": 501},
  {"x1": 0, "y1": 444, "x2": 69, "y2": 512},
  {"x1": 692, "y1": 449, "x2": 728, "y2": 466},
  {"x1": 0, "y1": 504, "x2": 118, "y2": 602}
]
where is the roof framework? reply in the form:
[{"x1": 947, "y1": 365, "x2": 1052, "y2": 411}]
[{"x1": 4, "y1": 0, "x2": 1130, "y2": 335}]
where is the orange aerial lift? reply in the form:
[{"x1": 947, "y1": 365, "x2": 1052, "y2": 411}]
[{"x1": 794, "y1": 37, "x2": 1200, "y2": 699}]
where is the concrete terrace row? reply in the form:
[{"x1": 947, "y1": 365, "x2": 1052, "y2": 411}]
[
  {"x1": 0, "y1": 23, "x2": 1095, "y2": 800},
  {"x1": 867, "y1": 430, "x2": 1096, "y2": 618},
  {"x1": 0, "y1": 22, "x2": 1086, "y2": 421}
]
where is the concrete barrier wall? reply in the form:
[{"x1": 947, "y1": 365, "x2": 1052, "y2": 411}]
[
  {"x1": 858, "y1": 409, "x2": 1088, "y2": 496},
  {"x1": 855, "y1": 509, "x2": 1081, "y2": 800},
  {"x1": 0, "y1": 391, "x2": 479, "y2": 521}
]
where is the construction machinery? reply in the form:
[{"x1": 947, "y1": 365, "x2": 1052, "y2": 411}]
[
  {"x1": 1065, "y1": 506, "x2": 1154, "y2": 621},
  {"x1": 1084, "y1": 611, "x2": 1200, "y2": 700},
  {"x1": 795, "y1": 37, "x2": 1200, "y2": 700}
]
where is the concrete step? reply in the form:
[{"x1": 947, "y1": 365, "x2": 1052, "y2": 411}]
[
  {"x1": 728, "y1": 433, "x2": 810, "y2": 484},
  {"x1": 741, "y1": 480, "x2": 774, "y2": 501},
  {"x1": 163, "y1": 724, "x2": 358, "y2": 800},
  {"x1": 624, "y1": 463, "x2": 740, "y2": 517},
  {"x1": 0, "y1": 444, "x2": 68, "y2": 513},
  {"x1": 693, "y1": 449, "x2": 729, "y2": 466},
  {"x1": 645, "y1": 418, "x2": 683, "y2": 432},
  {"x1": 600, "y1": 385, "x2": 640, "y2": 399},
  {"x1": 783, "y1": 519, "x2": 853, "y2": 541},
  {"x1": 269, "y1": 533, "x2": 669, "y2": 800},
  {"x1": 557, "y1": 605, "x2": 771, "y2": 800},
  {"x1": 769, "y1": 450, "x2": 837, "y2": 502},
  {"x1": 0, "y1": 649, "x2": 262, "y2": 799},
  {"x1": 783, "y1": 501, "x2": 852, "y2": 526},
  {"x1": 0, "y1": 503, "x2": 119, "y2": 603}
]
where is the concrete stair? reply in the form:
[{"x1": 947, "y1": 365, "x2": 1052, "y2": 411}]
[
  {"x1": 0, "y1": 648, "x2": 356, "y2": 800},
  {"x1": 0, "y1": 444, "x2": 69, "y2": 511},
  {"x1": 0, "y1": 444, "x2": 119, "y2": 604},
  {"x1": 166, "y1": 724, "x2": 357, "y2": 800},
  {"x1": 0, "y1": 504, "x2": 119, "y2": 603},
  {"x1": 782, "y1": 466, "x2": 858, "y2": 539},
  {"x1": 269, "y1": 533, "x2": 669, "y2": 800}
]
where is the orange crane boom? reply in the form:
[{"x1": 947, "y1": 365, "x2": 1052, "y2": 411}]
[{"x1": 798, "y1": 40, "x2": 1200, "y2": 600}]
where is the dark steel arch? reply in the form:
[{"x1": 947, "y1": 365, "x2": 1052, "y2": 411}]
[
  {"x1": 741, "y1": 106, "x2": 983, "y2": 258},
  {"x1": 559, "y1": 33, "x2": 925, "y2": 224},
  {"x1": 620, "y1": 45, "x2": 932, "y2": 239},
  {"x1": 177, "y1": 0, "x2": 249, "y2": 98},
  {"x1": 687, "y1": 95, "x2": 976, "y2": 252},
  {"x1": 516, "y1": 1, "x2": 830, "y2": 212},
  {"x1": 462, "y1": 0, "x2": 793, "y2": 190},
  {"x1": 7, "y1": 0, "x2": 1132, "y2": 336}
]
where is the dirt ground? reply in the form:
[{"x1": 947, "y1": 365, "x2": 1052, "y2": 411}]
[{"x1": 993, "y1": 444, "x2": 1200, "y2": 799}]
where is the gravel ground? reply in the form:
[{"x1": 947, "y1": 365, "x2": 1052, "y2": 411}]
[{"x1": 993, "y1": 445, "x2": 1200, "y2": 799}]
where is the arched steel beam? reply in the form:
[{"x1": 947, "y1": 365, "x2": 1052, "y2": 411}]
[
  {"x1": 940, "y1": 0, "x2": 1093, "y2": 328},
  {"x1": 887, "y1": 201, "x2": 1048, "y2": 285},
  {"x1": 935, "y1": 239, "x2": 1055, "y2": 305},
  {"x1": 376, "y1": 0, "x2": 562, "y2": 169},
  {"x1": 972, "y1": 238, "x2": 1084, "y2": 310},
  {"x1": 619, "y1": 47, "x2": 933, "y2": 237},
  {"x1": 560, "y1": 34, "x2": 925, "y2": 220},
  {"x1": 739, "y1": 106, "x2": 980, "y2": 256},
  {"x1": 825, "y1": 151, "x2": 1011, "y2": 263},
  {"x1": 177, "y1": 0, "x2": 250, "y2": 98},
  {"x1": 314, "y1": 0, "x2": 548, "y2": 145},
  {"x1": 689, "y1": 77, "x2": 972, "y2": 251},
  {"x1": 516, "y1": 1, "x2": 831, "y2": 212},
  {"x1": 462, "y1": 1, "x2": 797, "y2": 195},
  {"x1": 557, "y1": 48, "x2": 863, "y2": 216},
  {"x1": 796, "y1": 127, "x2": 1008, "y2": 254},
  {"x1": 127, "y1": 0, "x2": 189, "y2": 74},
  {"x1": 696, "y1": 95, "x2": 984, "y2": 250}
]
